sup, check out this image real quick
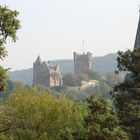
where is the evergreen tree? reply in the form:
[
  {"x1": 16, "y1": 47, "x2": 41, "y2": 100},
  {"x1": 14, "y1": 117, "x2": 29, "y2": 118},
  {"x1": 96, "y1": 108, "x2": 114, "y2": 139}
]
[
  {"x1": 85, "y1": 95, "x2": 129, "y2": 140},
  {"x1": 112, "y1": 48, "x2": 140, "y2": 140}
]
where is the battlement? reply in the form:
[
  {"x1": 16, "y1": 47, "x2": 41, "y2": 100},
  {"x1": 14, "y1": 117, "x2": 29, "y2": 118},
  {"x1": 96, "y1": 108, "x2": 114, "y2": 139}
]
[{"x1": 74, "y1": 52, "x2": 93, "y2": 76}]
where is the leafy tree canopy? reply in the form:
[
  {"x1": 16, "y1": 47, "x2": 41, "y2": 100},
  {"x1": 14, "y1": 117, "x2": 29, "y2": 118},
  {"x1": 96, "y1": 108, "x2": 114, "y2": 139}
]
[
  {"x1": 85, "y1": 95, "x2": 129, "y2": 140},
  {"x1": 0, "y1": 88, "x2": 87, "y2": 140},
  {"x1": 86, "y1": 70, "x2": 101, "y2": 80},
  {"x1": 0, "y1": 6, "x2": 20, "y2": 91}
]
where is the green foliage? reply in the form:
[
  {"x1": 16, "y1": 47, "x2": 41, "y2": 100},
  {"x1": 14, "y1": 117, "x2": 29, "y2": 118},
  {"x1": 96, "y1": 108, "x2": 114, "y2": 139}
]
[
  {"x1": 0, "y1": 45, "x2": 7, "y2": 60},
  {"x1": 113, "y1": 49, "x2": 140, "y2": 140},
  {"x1": 51, "y1": 77, "x2": 118, "y2": 101},
  {"x1": 0, "y1": 80, "x2": 14, "y2": 99},
  {"x1": 63, "y1": 73, "x2": 90, "y2": 87},
  {"x1": 104, "y1": 71, "x2": 123, "y2": 86},
  {"x1": 86, "y1": 70, "x2": 101, "y2": 80},
  {"x1": 63, "y1": 73, "x2": 77, "y2": 86},
  {"x1": 0, "y1": 88, "x2": 87, "y2": 140},
  {"x1": 85, "y1": 96, "x2": 129, "y2": 140},
  {"x1": 117, "y1": 49, "x2": 140, "y2": 73},
  {"x1": 0, "y1": 6, "x2": 20, "y2": 44},
  {"x1": 97, "y1": 80, "x2": 111, "y2": 98},
  {"x1": 0, "y1": 66, "x2": 8, "y2": 91},
  {"x1": 0, "y1": 6, "x2": 20, "y2": 92}
]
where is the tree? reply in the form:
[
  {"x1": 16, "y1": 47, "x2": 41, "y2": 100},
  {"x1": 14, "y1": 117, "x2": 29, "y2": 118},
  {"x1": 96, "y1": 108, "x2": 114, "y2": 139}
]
[
  {"x1": 86, "y1": 70, "x2": 101, "y2": 80},
  {"x1": 98, "y1": 79, "x2": 112, "y2": 98},
  {"x1": 0, "y1": 88, "x2": 87, "y2": 140},
  {"x1": 0, "y1": 80, "x2": 14, "y2": 99},
  {"x1": 85, "y1": 95, "x2": 129, "y2": 140},
  {"x1": 104, "y1": 71, "x2": 123, "y2": 86},
  {"x1": 112, "y1": 49, "x2": 140, "y2": 140},
  {"x1": 0, "y1": 6, "x2": 20, "y2": 91},
  {"x1": 63, "y1": 73, "x2": 77, "y2": 86}
]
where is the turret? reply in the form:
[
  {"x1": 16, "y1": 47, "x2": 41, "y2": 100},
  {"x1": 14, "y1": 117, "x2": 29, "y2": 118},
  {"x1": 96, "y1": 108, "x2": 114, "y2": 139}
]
[
  {"x1": 33, "y1": 56, "x2": 42, "y2": 86},
  {"x1": 35, "y1": 56, "x2": 42, "y2": 64}
]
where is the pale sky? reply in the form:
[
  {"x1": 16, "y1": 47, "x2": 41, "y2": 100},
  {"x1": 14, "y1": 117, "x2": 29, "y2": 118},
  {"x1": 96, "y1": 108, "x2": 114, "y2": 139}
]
[{"x1": 0, "y1": 0, "x2": 140, "y2": 70}]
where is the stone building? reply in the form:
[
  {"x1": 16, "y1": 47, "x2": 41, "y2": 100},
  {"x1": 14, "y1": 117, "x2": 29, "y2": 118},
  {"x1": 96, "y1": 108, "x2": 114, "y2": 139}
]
[
  {"x1": 33, "y1": 56, "x2": 63, "y2": 87},
  {"x1": 74, "y1": 52, "x2": 93, "y2": 76}
]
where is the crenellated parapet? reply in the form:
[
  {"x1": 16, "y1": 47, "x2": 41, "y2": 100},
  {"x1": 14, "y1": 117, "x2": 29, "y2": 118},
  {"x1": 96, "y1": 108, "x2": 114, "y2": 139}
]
[{"x1": 74, "y1": 52, "x2": 93, "y2": 76}]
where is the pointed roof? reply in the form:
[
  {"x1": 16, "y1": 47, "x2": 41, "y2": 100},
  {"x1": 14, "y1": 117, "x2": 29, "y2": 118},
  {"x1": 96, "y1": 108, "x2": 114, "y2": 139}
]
[
  {"x1": 134, "y1": 11, "x2": 140, "y2": 49},
  {"x1": 35, "y1": 56, "x2": 42, "y2": 64}
]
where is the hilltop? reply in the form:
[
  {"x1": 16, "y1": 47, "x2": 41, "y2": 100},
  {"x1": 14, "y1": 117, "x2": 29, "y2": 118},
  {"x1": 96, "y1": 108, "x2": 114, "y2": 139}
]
[{"x1": 9, "y1": 53, "x2": 118, "y2": 86}]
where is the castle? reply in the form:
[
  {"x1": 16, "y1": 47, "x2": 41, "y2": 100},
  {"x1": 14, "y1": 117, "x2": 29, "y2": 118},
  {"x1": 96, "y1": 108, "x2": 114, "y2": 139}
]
[
  {"x1": 33, "y1": 56, "x2": 63, "y2": 87},
  {"x1": 74, "y1": 52, "x2": 93, "y2": 76},
  {"x1": 33, "y1": 51, "x2": 93, "y2": 88}
]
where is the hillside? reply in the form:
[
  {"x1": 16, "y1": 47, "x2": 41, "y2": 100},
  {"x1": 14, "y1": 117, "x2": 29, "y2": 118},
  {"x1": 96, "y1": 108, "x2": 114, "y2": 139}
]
[{"x1": 9, "y1": 53, "x2": 118, "y2": 86}]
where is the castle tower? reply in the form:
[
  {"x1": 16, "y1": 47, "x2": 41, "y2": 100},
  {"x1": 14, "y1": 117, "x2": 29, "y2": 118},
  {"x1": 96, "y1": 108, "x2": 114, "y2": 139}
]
[
  {"x1": 33, "y1": 56, "x2": 51, "y2": 87},
  {"x1": 33, "y1": 56, "x2": 42, "y2": 86},
  {"x1": 74, "y1": 52, "x2": 93, "y2": 76}
]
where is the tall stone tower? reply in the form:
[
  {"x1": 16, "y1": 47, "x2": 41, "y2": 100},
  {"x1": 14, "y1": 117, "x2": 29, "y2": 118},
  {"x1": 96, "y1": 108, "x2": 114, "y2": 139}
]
[
  {"x1": 33, "y1": 56, "x2": 50, "y2": 87},
  {"x1": 74, "y1": 52, "x2": 93, "y2": 76}
]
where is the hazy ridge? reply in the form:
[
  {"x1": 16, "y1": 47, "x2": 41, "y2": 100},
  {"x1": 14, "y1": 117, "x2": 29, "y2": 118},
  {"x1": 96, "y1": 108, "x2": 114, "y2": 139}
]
[{"x1": 9, "y1": 53, "x2": 118, "y2": 86}]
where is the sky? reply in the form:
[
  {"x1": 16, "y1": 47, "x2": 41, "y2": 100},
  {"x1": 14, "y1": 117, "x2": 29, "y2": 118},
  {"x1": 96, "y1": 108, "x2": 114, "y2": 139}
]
[{"x1": 0, "y1": 0, "x2": 140, "y2": 70}]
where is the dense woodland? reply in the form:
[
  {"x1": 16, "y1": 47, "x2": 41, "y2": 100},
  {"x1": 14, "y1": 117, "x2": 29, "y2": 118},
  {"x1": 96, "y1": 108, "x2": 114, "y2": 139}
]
[{"x1": 0, "y1": 5, "x2": 140, "y2": 140}]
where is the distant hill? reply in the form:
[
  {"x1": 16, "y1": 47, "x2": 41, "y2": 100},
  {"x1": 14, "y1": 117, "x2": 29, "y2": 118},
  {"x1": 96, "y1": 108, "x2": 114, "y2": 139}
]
[
  {"x1": 9, "y1": 53, "x2": 118, "y2": 86},
  {"x1": 9, "y1": 68, "x2": 33, "y2": 86}
]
